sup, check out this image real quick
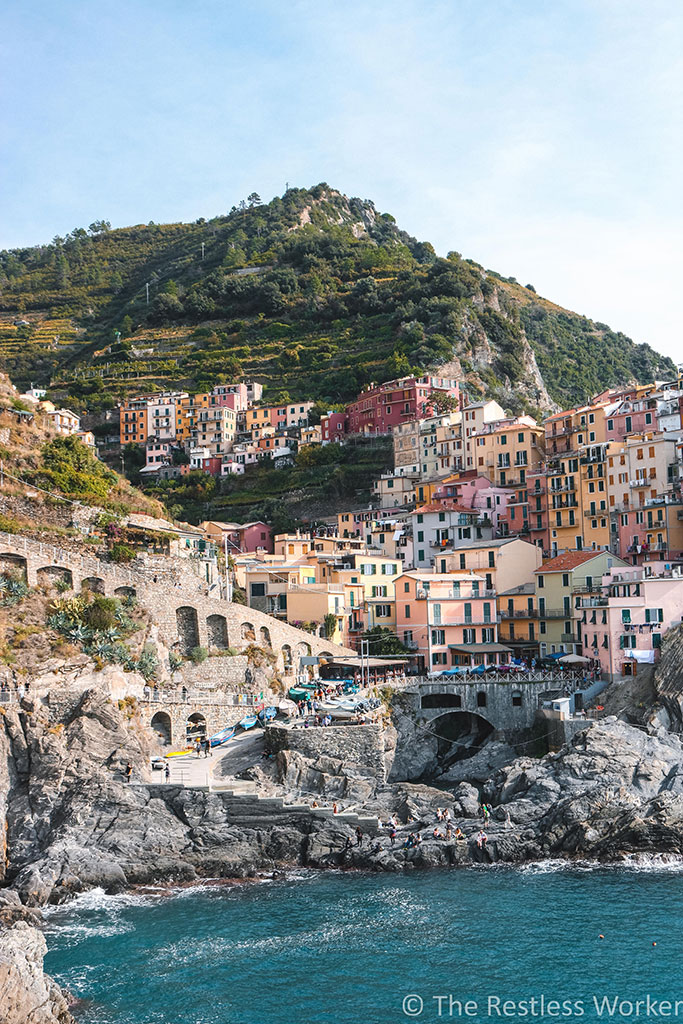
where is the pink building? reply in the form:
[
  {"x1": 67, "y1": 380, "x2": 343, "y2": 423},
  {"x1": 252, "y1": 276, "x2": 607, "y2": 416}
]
[
  {"x1": 576, "y1": 563, "x2": 683, "y2": 680},
  {"x1": 346, "y1": 375, "x2": 460, "y2": 435},
  {"x1": 604, "y1": 397, "x2": 655, "y2": 441},
  {"x1": 433, "y1": 474, "x2": 510, "y2": 531},
  {"x1": 395, "y1": 571, "x2": 507, "y2": 674},
  {"x1": 202, "y1": 520, "x2": 274, "y2": 554},
  {"x1": 321, "y1": 412, "x2": 349, "y2": 442},
  {"x1": 209, "y1": 383, "x2": 249, "y2": 412}
]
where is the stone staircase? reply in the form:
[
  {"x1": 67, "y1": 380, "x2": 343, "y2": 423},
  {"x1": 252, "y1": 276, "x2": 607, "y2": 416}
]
[{"x1": 208, "y1": 777, "x2": 379, "y2": 831}]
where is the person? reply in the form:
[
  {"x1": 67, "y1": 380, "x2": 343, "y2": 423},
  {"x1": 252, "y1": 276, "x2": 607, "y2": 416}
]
[
  {"x1": 446, "y1": 823, "x2": 453, "y2": 840},
  {"x1": 444, "y1": 808, "x2": 451, "y2": 823},
  {"x1": 164, "y1": 763, "x2": 170, "y2": 783},
  {"x1": 355, "y1": 826, "x2": 364, "y2": 847},
  {"x1": 477, "y1": 830, "x2": 487, "y2": 849},
  {"x1": 125, "y1": 762, "x2": 133, "y2": 783},
  {"x1": 454, "y1": 827, "x2": 464, "y2": 841},
  {"x1": 195, "y1": 738, "x2": 202, "y2": 757},
  {"x1": 482, "y1": 803, "x2": 489, "y2": 824},
  {"x1": 333, "y1": 802, "x2": 338, "y2": 815},
  {"x1": 389, "y1": 827, "x2": 397, "y2": 846}
]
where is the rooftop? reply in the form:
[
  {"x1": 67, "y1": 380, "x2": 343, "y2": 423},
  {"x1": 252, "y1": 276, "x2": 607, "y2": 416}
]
[{"x1": 536, "y1": 550, "x2": 608, "y2": 573}]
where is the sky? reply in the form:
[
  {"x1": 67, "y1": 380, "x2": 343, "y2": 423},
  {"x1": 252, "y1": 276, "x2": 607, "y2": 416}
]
[{"x1": 1, "y1": 0, "x2": 682, "y2": 362}]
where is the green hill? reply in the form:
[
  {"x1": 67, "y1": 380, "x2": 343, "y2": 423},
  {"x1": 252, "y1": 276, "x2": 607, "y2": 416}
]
[{"x1": 0, "y1": 185, "x2": 675, "y2": 415}]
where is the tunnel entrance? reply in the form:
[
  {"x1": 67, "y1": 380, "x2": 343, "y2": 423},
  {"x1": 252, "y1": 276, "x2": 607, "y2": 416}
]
[{"x1": 429, "y1": 711, "x2": 495, "y2": 772}]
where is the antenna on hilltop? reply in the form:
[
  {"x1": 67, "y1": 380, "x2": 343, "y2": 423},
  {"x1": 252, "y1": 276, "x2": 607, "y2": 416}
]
[{"x1": 285, "y1": 181, "x2": 289, "y2": 193}]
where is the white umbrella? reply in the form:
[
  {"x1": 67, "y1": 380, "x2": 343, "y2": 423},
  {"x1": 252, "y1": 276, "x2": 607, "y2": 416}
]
[{"x1": 559, "y1": 653, "x2": 590, "y2": 665}]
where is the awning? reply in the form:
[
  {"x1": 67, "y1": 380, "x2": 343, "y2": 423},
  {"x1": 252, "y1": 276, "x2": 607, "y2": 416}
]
[{"x1": 447, "y1": 642, "x2": 512, "y2": 654}]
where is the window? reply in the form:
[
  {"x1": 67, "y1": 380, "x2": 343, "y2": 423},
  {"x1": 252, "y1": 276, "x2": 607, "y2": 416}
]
[
  {"x1": 620, "y1": 634, "x2": 636, "y2": 649},
  {"x1": 464, "y1": 602, "x2": 472, "y2": 624},
  {"x1": 417, "y1": 531, "x2": 424, "y2": 542},
  {"x1": 459, "y1": 553, "x2": 466, "y2": 570},
  {"x1": 404, "y1": 581, "x2": 410, "y2": 593},
  {"x1": 416, "y1": 514, "x2": 423, "y2": 524},
  {"x1": 488, "y1": 551, "x2": 495, "y2": 567},
  {"x1": 622, "y1": 609, "x2": 631, "y2": 623},
  {"x1": 645, "y1": 608, "x2": 664, "y2": 623},
  {"x1": 537, "y1": 576, "x2": 544, "y2": 589},
  {"x1": 463, "y1": 627, "x2": 476, "y2": 644},
  {"x1": 481, "y1": 627, "x2": 494, "y2": 643},
  {"x1": 376, "y1": 604, "x2": 391, "y2": 618},
  {"x1": 562, "y1": 573, "x2": 569, "y2": 587},
  {"x1": 418, "y1": 550, "x2": 424, "y2": 562},
  {"x1": 432, "y1": 604, "x2": 442, "y2": 624},
  {"x1": 431, "y1": 629, "x2": 445, "y2": 645},
  {"x1": 653, "y1": 633, "x2": 662, "y2": 649},
  {"x1": 250, "y1": 583, "x2": 266, "y2": 597},
  {"x1": 438, "y1": 512, "x2": 445, "y2": 522},
  {"x1": 404, "y1": 605, "x2": 411, "y2": 618}
]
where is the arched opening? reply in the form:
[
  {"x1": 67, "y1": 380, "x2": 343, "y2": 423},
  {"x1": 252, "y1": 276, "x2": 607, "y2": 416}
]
[
  {"x1": 81, "y1": 576, "x2": 105, "y2": 595},
  {"x1": 176, "y1": 606, "x2": 200, "y2": 654},
  {"x1": 241, "y1": 621, "x2": 256, "y2": 642},
  {"x1": 151, "y1": 710, "x2": 172, "y2": 745},
  {"x1": 186, "y1": 712, "x2": 206, "y2": 741},
  {"x1": 259, "y1": 625, "x2": 271, "y2": 647},
  {"x1": 430, "y1": 711, "x2": 495, "y2": 775},
  {"x1": 512, "y1": 690, "x2": 523, "y2": 707},
  {"x1": 114, "y1": 586, "x2": 136, "y2": 601},
  {"x1": 421, "y1": 692, "x2": 462, "y2": 709},
  {"x1": 297, "y1": 641, "x2": 312, "y2": 657},
  {"x1": 37, "y1": 566, "x2": 73, "y2": 590},
  {"x1": 476, "y1": 691, "x2": 487, "y2": 708},
  {"x1": 207, "y1": 614, "x2": 229, "y2": 650},
  {"x1": 282, "y1": 644, "x2": 292, "y2": 669},
  {"x1": 0, "y1": 553, "x2": 28, "y2": 582}
]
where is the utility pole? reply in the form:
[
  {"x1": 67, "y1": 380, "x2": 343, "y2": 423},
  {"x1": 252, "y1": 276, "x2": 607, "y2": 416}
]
[
  {"x1": 224, "y1": 534, "x2": 233, "y2": 602},
  {"x1": 145, "y1": 282, "x2": 150, "y2": 305}
]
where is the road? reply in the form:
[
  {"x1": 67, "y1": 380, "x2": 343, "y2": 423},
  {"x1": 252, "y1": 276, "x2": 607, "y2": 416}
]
[{"x1": 160, "y1": 728, "x2": 265, "y2": 788}]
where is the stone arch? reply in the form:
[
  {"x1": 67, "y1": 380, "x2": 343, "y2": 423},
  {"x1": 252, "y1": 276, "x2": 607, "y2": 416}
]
[
  {"x1": 429, "y1": 710, "x2": 495, "y2": 772},
  {"x1": 36, "y1": 565, "x2": 73, "y2": 590},
  {"x1": 81, "y1": 576, "x2": 105, "y2": 595},
  {"x1": 0, "y1": 553, "x2": 27, "y2": 581},
  {"x1": 241, "y1": 621, "x2": 256, "y2": 641},
  {"x1": 319, "y1": 651, "x2": 334, "y2": 659},
  {"x1": 282, "y1": 644, "x2": 292, "y2": 668},
  {"x1": 476, "y1": 691, "x2": 487, "y2": 708},
  {"x1": 511, "y1": 690, "x2": 523, "y2": 707},
  {"x1": 421, "y1": 692, "x2": 462, "y2": 709},
  {"x1": 297, "y1": 641, "x2": 312, "y2": 657},
  {"x1": 114, "y1": 586, "x2": 136, "y2": 601},
  {"x1": 176, "y1": 606, "x2": 200, "y2": 654},
  {"x1": 259, "y1": 625, "x2": 271, "y2": 647},
  {"x1": 186, "y1": 711, "x2": 206, "y2": 740},
  {"x1": 207, "y1": 614, "x2": 229, "y2": 650},
  {"x1": 151, "y1": 710, "x2": 172, "y2": 745}
]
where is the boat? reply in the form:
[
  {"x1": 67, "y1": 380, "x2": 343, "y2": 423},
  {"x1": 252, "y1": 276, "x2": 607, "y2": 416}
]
[
  {"x1": 208, "y1": 726, "x2": 235, "y2": 748},
  {"x1": 239, "y1": 715, "x2": 258, "y2": 730},
  {"x1": 288, "y1": 687, "x2": 308, "y2": 701},
  {"x1": 257, "y1": 705, "x2": 278, "y2": 722},
  {"x1": 164, "y1": 748, "x2": 192, "y2": 758}
]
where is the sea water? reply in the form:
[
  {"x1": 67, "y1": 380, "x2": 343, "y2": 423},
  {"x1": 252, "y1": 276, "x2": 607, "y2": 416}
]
[{"x1": 44, "y1": 863, "x2": 683, "y2": 1024}]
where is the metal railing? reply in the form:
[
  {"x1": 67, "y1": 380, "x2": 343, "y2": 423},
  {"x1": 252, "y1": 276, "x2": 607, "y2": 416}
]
[{"x1": 140, "y1": 688, "x2": 258, "y2": 706}]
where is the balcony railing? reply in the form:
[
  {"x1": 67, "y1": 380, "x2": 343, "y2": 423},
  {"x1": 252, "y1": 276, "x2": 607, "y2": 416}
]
[
  {"x1": 561, "y1": 632, "x2": 580, "y2": 644},
  {"x1": 538, "y1": 608, "x2": 573, "y2": 619},
  {"x1": 500, "y1": 608, "x2": 538, "y2": 619},
  {"x1": 583, "y1": 508, "x2": 608, "y2": 518},
  {"x1": 576, "y1": 597, "x2": 609, "y2": 607}
]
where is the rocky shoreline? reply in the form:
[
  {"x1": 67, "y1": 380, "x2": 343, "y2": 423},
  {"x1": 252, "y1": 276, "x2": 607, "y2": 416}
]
[{"x1": 3, "y1": 633, "x2": 683, "y2": 1022}]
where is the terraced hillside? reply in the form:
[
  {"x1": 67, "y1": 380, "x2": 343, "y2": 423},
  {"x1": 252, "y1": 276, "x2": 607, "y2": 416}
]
[{"x1": 0, "y1": 186, "x2": 675, "y2": 413}]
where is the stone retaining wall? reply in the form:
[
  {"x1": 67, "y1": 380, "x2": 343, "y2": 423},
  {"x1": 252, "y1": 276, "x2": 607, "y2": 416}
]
[{"x1": 265, "y1": 723, "x2": 386, "y2": 780}]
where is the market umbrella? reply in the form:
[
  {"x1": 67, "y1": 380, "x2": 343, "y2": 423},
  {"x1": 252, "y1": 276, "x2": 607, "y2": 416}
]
[{"x1": 559, "y1": 654, "x2": 591, "y2": 665}]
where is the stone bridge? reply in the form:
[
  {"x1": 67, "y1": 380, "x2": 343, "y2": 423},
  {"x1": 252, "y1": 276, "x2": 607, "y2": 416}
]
[
  {"x1": 138, "y1": 694, "x2": 259, "y2": 747},
  {"x1": 0, "y1": 531, "x2": 353, "y2": 675},
  {"x1": 408, "y1": 675, "x2": 576, "y2": 733}
]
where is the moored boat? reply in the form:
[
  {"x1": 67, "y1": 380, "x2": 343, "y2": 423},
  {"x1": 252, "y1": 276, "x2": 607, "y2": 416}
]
[
  {"x1": 239, "y1": 715, "x2": 258, "y2": 730},
  {"x1": 208, "y1": 726, "x2": 235, "y2": 748}
]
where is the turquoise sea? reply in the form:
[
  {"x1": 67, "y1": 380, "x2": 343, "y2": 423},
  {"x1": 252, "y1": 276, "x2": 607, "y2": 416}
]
[{"x1": 44, "y1": 863, "x2": 683, "y2": 1024}]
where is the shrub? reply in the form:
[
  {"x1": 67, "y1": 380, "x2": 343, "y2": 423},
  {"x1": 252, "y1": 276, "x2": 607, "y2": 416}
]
[
  {"x1": 83, "y1": 596, "x2": 118, "y2": 631},
  {"x1": 137, "y1": 644, "x2": 159, "y2": 682},
  {"x1": 110, "y1": 542, "x2": 137, "y2": 563},
  {"x1": 189, "y1": 645, "x2": 208, "y2": 664},
  {"x1": 168, "y1": 651, "x2": 183, "y2": 672}
]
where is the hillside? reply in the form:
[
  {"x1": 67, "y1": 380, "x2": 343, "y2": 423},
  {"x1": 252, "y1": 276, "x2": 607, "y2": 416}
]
[
  {"x1": 0, "y1": 374, "x2": 162, "y2": 542},
  {"x1": 0, "y1": 185, "x2": 675, "y2": 416}
]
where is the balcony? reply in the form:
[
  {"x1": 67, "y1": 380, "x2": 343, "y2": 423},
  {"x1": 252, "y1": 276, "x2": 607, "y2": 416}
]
[
  {"x1": 539, "y1": 608, "x2": 573, "y2": 619},
  {"x1": 500, "y1": 608, "x2": 538, "y2": 619},
  {"x1": 548, "y1": 482, "x2": 576, "y2": 494},
  {"x1": 583, "y1": 508, "x2": 608, "y2": 518},
  {"x1": 561, "y1": 632, "x2": 580, "y2": 644},
  {"x1": 629, "y1": 478, "x2": 650, "y2": 488},
  {"x1": 576, "y1": 596, "x2": 608, "y2": 607}
]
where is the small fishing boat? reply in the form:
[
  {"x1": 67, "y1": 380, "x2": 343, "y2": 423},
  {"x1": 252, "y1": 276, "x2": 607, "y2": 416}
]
[
  {"x1": 257, "y1": 705, "x2": 278, "y2": 722},
  {"x1": 239, "y1": 714, "x2": 258, "y2": 730},
  {"x1": 165, "y1": 748, "x2": 192, "y2": 758},
  {"x1": 208, "y1": 726, "x2": 235, "y2": 748}
]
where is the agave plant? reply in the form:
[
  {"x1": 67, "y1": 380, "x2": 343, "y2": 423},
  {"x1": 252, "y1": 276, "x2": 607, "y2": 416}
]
[
  {"x1": 88, "y1": 639, "x2": 114, "y2": 659},
  {"x1": 67, "y1": 624, "x2": 93, "y2": 644}
]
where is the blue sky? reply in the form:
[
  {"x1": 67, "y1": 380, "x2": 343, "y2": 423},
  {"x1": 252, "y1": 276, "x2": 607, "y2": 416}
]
[{"x1": 2, "y1": 0, "x2": 681, "y2": 361}]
